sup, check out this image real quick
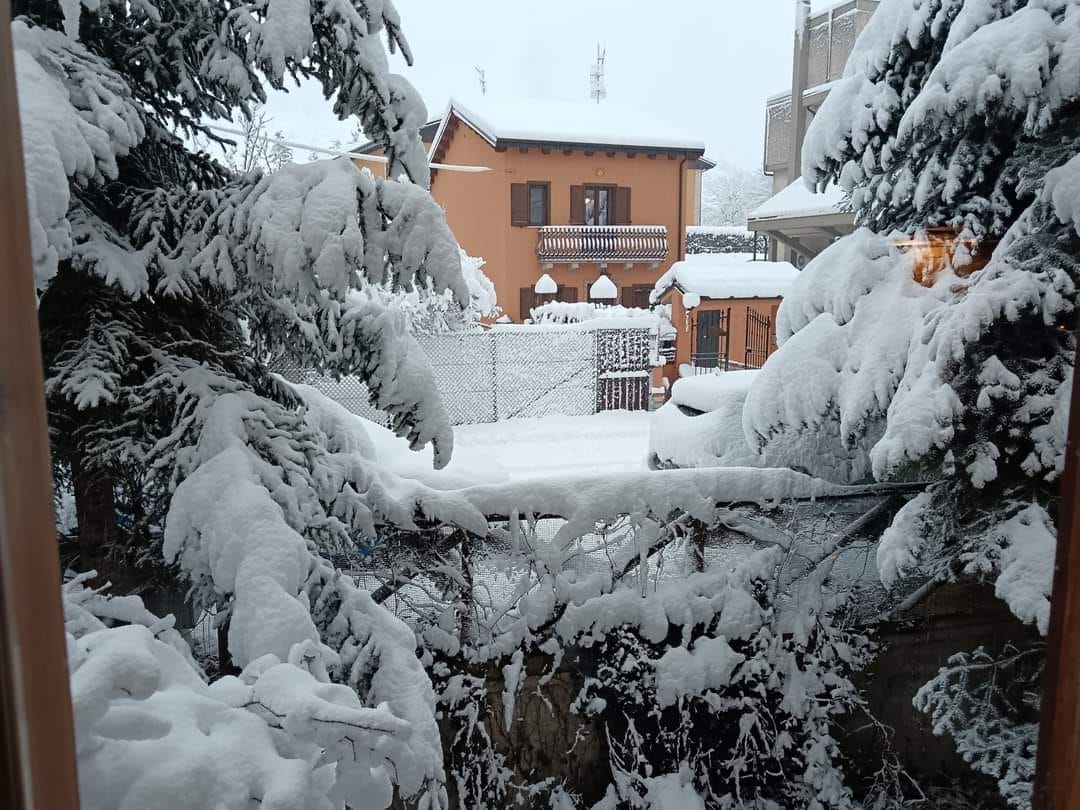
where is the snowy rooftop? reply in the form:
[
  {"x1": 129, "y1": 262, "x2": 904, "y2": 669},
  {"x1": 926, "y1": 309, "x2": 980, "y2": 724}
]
[
  {"x1": 432, "y1": 96, "x2": 707, "y2": 153},
  {"x1": 652, "y1": 254, "x2": 798, "y2": 302},
  {"x1": 748, "y1": 178, "x2": 847, "y2": 221}
]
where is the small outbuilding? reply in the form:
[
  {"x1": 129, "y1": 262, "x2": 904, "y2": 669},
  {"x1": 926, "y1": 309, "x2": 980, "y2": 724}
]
[{"x1": 651, "y1": 254, "x2": 797, "y2": 375}]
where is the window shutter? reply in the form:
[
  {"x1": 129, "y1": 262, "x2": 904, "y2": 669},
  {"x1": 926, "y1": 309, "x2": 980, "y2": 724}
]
[
  {"x1": 519, "y1": 287, "x2": 535, "y2": 321},
  {"x1": 570, "y1": 186, "x2": 585, "y2": 225},
  {"x1": 621, "y1": 286, "x2": 634, "y2": 307},
  {"x1": 511, "y1": 184, "x2": 529, "y2": 227},
  {"x1": 559, "y1": 285, "x2": 579, "y2": 303},
  {"x1": 614, "y1": 186, "x2": 632, "y2": 224}
]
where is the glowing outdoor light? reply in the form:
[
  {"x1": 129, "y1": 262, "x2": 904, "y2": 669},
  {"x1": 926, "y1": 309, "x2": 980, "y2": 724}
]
[{"x1": 894, "y1": 227, "x2": 994, "y2": 287}]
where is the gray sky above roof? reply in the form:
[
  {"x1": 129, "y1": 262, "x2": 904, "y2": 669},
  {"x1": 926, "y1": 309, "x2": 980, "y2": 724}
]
[{"x1": 261, "y1": 0, "x2": 827, "y2": 172}]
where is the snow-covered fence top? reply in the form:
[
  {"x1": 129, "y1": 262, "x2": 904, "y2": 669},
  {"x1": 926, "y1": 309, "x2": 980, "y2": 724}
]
[{"x1": 685, "y1": 226, "x2": 760, "y2": 255}]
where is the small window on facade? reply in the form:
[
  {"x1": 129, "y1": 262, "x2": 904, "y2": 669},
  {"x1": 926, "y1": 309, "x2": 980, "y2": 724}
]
[
  {"x1": 528, "y1": 183, "x2": 548, "y2": 226},
  {"x1": 584, "y1": 186, "x2": 610, "y2": 226}
]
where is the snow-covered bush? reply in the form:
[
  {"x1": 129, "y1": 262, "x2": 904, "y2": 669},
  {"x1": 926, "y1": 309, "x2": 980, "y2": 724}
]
[
  {"x1": 741, "y1": 1, "x2": 1080, "y2": 803},
  {"x1": 574, "y1": 551, "x2": 871, "y2": 810},
  {"x1": 379, "y1": 249, "x2": 499, "y2": 333},
  {"x1": 66, "y1": 574, "x2": 444, "y2": 810},
  {"x1": 529, "y1": 301, "x2": 669, "y2": 328},
  {"x1": 396, "y1": 496, "x2": 880, "y2": 809},
  {"x1": 685, "y1": 226, "x2": 758, "y2": 255}
]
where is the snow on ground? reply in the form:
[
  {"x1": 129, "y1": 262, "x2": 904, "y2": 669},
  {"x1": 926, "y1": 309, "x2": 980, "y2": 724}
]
[{"x1": 453, "y1": 410, "x2": 653, "y2": 481}]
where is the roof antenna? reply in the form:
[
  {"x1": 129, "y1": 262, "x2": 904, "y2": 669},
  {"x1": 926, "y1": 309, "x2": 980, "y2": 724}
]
[
  {"x1": 474, "y1": 66, "x2": 487, "y2": 96},
  {"x1": 589, "y1": 45, "x2": 606, "y2": 104}
]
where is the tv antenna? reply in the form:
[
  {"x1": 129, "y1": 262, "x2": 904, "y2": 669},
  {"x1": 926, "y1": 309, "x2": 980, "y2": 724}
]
[
  {"x1": 589, "y1": 45, "x2": 606, "y2": 103},
  {"x1": 474, "y1": 66, "x2": 487, "y2": 96}
]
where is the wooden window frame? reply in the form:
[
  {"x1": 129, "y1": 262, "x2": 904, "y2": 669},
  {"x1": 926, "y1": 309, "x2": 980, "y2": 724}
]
[
  {"x1": 527, "y1": 181, "x2": 550, "y2": 227},
  {"x1": 582, "y1": 183, "x2": 617, "y2": 226}
]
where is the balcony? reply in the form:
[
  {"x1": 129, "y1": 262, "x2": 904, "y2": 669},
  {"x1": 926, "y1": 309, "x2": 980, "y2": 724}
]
[{"x1": 536, "y1": 225, "x2": 668, "y2": 265}]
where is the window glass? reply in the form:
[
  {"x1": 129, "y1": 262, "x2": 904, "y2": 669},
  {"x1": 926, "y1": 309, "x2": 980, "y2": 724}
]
[
  {"x1": 528, "y1": 184, "x2": 547, "y2": 225},
  {"x1": 584, "y1": 186, "x2": 610, "y2": 225}
]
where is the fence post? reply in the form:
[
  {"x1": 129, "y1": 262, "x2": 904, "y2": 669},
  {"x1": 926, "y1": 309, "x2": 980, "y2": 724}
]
[
  {"x1": 593, "y1": 329, "x2": 602, "y2": 414},
  {"x1": 489, "y1": 331, "x2": 499, "y2": 422}
]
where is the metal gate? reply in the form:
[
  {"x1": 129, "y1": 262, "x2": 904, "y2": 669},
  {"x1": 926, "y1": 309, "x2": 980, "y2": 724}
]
[
  {"x1": 691, "y1": 308, "x2": 731, "y2": 372},
  {"x1": 744, "y1": 307, "x2": 773, "y2": 369},
  {"x1": 595, "y1": 328, "x2": 651, "y2": 411}
]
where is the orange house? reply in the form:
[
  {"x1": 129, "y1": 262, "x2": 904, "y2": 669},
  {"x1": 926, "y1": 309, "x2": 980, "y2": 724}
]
[
  {"x1": 416, "y1": 97, "x2": 712, "y2": 322},
  {"x1": 651, "y1": 255, "x2": 797, "y2": 374}
]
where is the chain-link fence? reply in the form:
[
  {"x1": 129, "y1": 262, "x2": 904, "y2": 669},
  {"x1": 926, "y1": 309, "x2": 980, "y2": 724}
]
[{"x1": 277, "y1": 327, "x2": 654, "y2": 425}]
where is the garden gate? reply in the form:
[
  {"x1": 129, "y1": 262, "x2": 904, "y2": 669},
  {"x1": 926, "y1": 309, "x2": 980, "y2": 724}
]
[
  {"x1": 744, "y1": 307, "x2": 774, "y2": 369},
  {"x1": 595, "y1": 328, "x2": 651, "y2": 411}
]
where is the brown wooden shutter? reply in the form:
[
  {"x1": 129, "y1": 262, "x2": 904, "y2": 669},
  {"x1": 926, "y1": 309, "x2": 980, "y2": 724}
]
[
  {"x1": 570, "y1": 186, "x2": 585, "y2": 225},
  {"x1": 614, "y1": 186, "x2": 632, "y2": 224},
  {"x1": 559, "y1": 285, "x2": 579, "y2": 303},
  {"x1": 511, "y1": 184, "x2": 529, "y2": 227},
  {"x1": 621, "y1": 286, "x2": 634, "y2": 307},
  {"x1": 519, "y1": 287, "x2": 535, "y2": 321}
]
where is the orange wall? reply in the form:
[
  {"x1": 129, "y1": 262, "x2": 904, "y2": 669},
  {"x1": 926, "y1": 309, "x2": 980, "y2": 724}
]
[
  {"x1": 430, "y1": 116, "x2": 703, "y2": 322},
  {"x1": 666, "y1": 292, "x2": 780, "y2": 371}
]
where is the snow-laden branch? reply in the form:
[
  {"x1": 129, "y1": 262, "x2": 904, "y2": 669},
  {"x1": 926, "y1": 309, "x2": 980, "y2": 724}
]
[
  {"x1": 160, "y1": 382, "x2": 448, "y2": 806},
  {"x1": 65, "y1": 576, "x2": 433, "y2": 810},
  {"x1": 13, "y1": 21, "x2": 146, "y2": 288}
]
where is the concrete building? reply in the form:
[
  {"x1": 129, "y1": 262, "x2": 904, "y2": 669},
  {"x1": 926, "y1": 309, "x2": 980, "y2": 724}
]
[{"x1": 748, "y1": 0, "x2": 878, "y2": 266}]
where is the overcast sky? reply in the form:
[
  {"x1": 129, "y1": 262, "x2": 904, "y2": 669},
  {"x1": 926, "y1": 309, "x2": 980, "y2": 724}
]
[{"x1": 261, "y1": 0, "x2": 825, "y2": 172}]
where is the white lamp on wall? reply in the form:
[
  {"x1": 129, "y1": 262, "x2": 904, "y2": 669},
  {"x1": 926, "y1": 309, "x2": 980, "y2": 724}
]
[
  {"x1": 589, "y1": 273, "x2": 617, "y2": 301},
  {"x1": 534, "y1": 273, "x2": 558, "y2": 295}
]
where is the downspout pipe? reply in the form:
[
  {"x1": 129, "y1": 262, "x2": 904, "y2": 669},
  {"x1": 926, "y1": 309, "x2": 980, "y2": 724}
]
[
  {"x1": 677, "y1": 156, "x2": 688, "y2": 262},
  {"x1": 790, "y1": 0, "x2": 811, "y2": 181}
]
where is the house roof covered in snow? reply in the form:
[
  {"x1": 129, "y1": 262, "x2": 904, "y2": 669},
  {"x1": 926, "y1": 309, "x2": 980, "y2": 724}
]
[
  {"x1": 352, "y1": 119, "x2": 442, "y2": 154},
  {"x1": 651, "y1": 254, "x2": 798, "y2": 303},
  {"x1": 747, "y1": 178, "x2": 848, "y2": 223},
  {"x1": 429, "y1": 96, "x2": 708, "y2": 159}
]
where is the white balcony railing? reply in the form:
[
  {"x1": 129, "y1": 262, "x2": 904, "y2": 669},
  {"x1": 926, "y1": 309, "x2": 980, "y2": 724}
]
[{"x1": 536, "y1": 225, "x2": 668, "y2": 264}]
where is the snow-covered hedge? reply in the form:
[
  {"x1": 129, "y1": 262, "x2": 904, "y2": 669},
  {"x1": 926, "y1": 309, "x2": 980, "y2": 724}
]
[
  {"x1": 685, "y1": 226, "x2": 758, "y2": 255},
  {"x1": 529, "y1": 301, "x2": 667, "y2": 327}
]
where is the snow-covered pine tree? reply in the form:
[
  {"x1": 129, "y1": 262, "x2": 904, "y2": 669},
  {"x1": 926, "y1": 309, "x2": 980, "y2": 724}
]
[
  {"x1": 20, "y1": 0, "x2": 461, "y2": 585},
  {"x1": 16, "y1": 0, "x2": 470, "y2": 805},
  {"x1": 744, "y1": 1, "x2": 1080, "y2": 803}
]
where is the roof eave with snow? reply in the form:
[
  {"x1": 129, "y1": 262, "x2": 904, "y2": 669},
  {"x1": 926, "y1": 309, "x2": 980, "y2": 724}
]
[
  {"x1": 429, "y1": 97, "x2": 708, "y2": 161},
  {"x1": 746, "y1": 177, "x2": 849, "y2": 224}
]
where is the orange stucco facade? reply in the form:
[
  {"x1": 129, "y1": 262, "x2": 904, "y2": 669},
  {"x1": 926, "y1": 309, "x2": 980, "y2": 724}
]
[{"x1": 427, "y1": 113, "x2": 706, "y2": 323}]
